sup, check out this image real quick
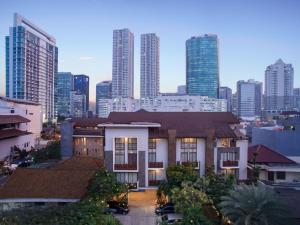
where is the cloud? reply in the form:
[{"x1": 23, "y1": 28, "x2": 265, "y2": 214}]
[{"x1": 79, "y1": 56, "x2": 95, "y2": 61}]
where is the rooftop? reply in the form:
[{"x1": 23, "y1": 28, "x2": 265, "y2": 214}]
[
  {"x1": 0, "y1": 96, "x2": 40, "y2": 106},
  {"x1": 0, "y1": 129, "x2": 31, "y2": 140},
  {"x1": 0, "y1": 115, "x2": 30, "y2": 125}
]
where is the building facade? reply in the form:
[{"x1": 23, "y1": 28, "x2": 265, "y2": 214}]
[
  {"x1": 140, "y1": 33, "x2": 160, "y2": 98},
  {"x1": 293, "y1": 88, "x2": 300, "y2": 110},
  {"x1": 70, "y1": 91, "x2": 86, "y2": 118},
  {"x1": 177, "y1": 85, "x2": 186, "y2": 95},
  {"x1": 55, "y1": 72, "x2": 74, "y2": 117},
  {"x1": 61, "y1": 111, "x2": 248, "y2": 189},
  {"x1": 5, "y1": 13, "x2": 58, "y2": 122},
  {"x1": 112, "y1": 29, "x2": 134, "y2": 98},
  {"x1": 96, "y1": 81, "x2": 112, "y2": 117},
  {"x1": 265, "y1": 59, "x2": 294, "y2": 110},
  {"x1": 73, "y1": 75, "x2": 89, "y2": 112},
  {"x1": 186, "y1": 34, "x2": 219, "y2": 98},
  {"x1": 219, "y1": 87, "x2": 232, "y2": 112},
  {"x1": 98, "y1": 98, "x2": 139, "y2": 118},
  {"x1": 237, "y1": 79, "x2": 262, "y2": 118}
]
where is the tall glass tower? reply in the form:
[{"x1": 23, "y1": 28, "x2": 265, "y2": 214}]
[
  {"x1": 96, "y1": 81, "x2": 112, "y2": 116},
  {"x1": 74, "y1": 75, "x2": 89, "y2": 112},
  {"x1": 186, "y1": 34, "x2": 219, "y2": 98}
]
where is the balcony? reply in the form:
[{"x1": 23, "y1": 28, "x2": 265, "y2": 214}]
[
  {"x1": 179, "y1": 161, "x2": 199, "y2": 168},
  {"x1": 148, "y1": 162, "x2": 164, "y2": 168},
  {"x1": 114, "y1": 163, "x2": 137, "y2": 170},
  {"x1": 220, "y1": 160, "x2": 239, "y2": 168},
  {"x1": 148, "y1": 180, "x2": 162, "y2": 186}
]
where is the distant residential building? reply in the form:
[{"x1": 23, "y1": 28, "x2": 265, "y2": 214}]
[
  {"x1": 5, "y1": 13, "x2": 58, "y2": 122},
  {"x1": 112, "y1": 29, "x2": 134, "y2": 98},
  {"x1": 55, "y1": 72, "x2": 74, "y2": 117},
  {"x1": 0, "y1": 97, "x2": 42, "y2": 163},
  {"x1": 265, "y1": 59, "x2": 294, "y2": 110},
  {"x1": 70, "y1": 91, "x2": 86, "y2": 118},
  {"x1": 293, "y1": 88, "x2": 300, "y2": 110},
  {"x1": 248, "y1": 145, "x2": 300, "y2": 183},
  {"x1": 74, "y1": 75, "x2": 89, "y2": 112},
  {"x1": 98, "y1": 98, "x2": 139, "y2": 118},
  {"x1": 237, "y1": 79, "x2": 262, "y2": 118},
  {"x1": 140, "y1": 95, "x2": 227, "y2": 113},
  {"x1": 177, "y1": 85, "x2": 186, "y2": 95},
  {"x1": 96, "y1": 81, "x2": 112, "y2": 116},
  {"x1": 140, "y1": 33, "x2": 160, "y2": 98},
  {"x1": 219, "y1": 87, "x2": 232, "y2": 112},
  {"x1": 186, "y1": 34, "x2": 219, "y2": 98}
]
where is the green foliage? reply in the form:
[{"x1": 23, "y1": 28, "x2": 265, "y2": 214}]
[
  {"x1": 32, "y1": 141, "x2": 61, "y2": 163},
  {"x1": 220, "y1": 184, "x2": 288, "y2": 225}
]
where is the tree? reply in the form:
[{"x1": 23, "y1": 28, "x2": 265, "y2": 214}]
[
  {"x1": 171, "y1": 182, "x2": 212, "y2": 225},
  {"x1": 220, "y1": 184, "x2": 287, "y2": 225}
]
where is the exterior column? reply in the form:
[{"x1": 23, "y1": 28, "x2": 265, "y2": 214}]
[
  {"x1": 205, "y1": 129, "x2": 215, "y2": 171},
  {"x1": 138, "y1": 151, "x2": 146, "y2": 187},
  {"x1": 168, "y1": 129, "x2": 177, "y2": 166}
]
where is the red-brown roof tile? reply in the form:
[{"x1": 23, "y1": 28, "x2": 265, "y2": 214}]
[
  {"x1": 248, "y1": 144, "x2": 296, "y2": 164},
  {"x1": 0, "y1": 115, "x2": 30, "y2": 125},
  {"x1": 0, "y1": 129, "x2": 31, "y2": 140},
  {"x1": 70, "y1": 117, "x2": 108, "y2": 127}
]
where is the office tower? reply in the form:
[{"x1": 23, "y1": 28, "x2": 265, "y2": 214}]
[
  {"x1": 294, "y1": 88, "x2": 300, "y2": 110},
  {"x1": 5, "y1": 13, "x2": 58, "y2": 122},
  {"x1": 232, "y1": 92, "x2": 238, "y2": 115},
  {"x1": 177, "y1": 85, "x2": 186, "y2": 95},
  {"x1": 265, "y1": 59, "x2": 294, "y2": 110},
  {"x1": 186, "y1": 34, "x2": 219, "y2": 98},
  {"x1": 219, "y1": 87, "x2": 232, "y2": 112},
  {"x1": 237, "y1": 79, "x2": 262, "y2": 118},
  {"x1": 74, "y1": 74, "x2": 89, "y2": 111},
  {"x1": 96, "y1": 81, "x2": 112, "y2": 116},
  {"x1": 70, "y1": 91, "x2": 86, "y2": 118},
  {"x1": 112, "y1": 29, "x2": 134, "y2": 98},
  {"x1": 140, "y1": 33, "x2": 160, "y2": 98},
  {"x1": 54, "y1": 72, "x2": 74, "y2": 117}
]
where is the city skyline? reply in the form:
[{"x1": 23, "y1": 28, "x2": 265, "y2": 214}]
[{"x1": 1, "y1": 0, "x2": 300, "y2": 102}]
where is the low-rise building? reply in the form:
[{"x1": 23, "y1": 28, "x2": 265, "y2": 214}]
[{"x1": 61, "y1": 111, "x2": 248, "y2": 189}]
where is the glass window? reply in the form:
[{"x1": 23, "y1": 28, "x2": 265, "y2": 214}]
[
  {"x1": 181, "y1": 138, "x2": 197, "y2": 162},
  {"x1": 276, "y1": 172, "x2": 286, "y2": 180},
  {"x1": 221, "y1": 152, "x2": 238, "y2": 161},
  {"x1": 148, "y1": 170, "x2": 156, "y2": 181},
  {"x1": 220, "y1": 138, "x2": 230, "y2": 147},
  {"x1": 116, "y1": 172, "x2": 137, "y2": 184},
  {"x1": 115, "y1": 138, "x2": 125, "y2": 164},
  {"x1": 148, "y1": 139, "x2": 156, "y2": 163},
  {"x1": 128, "y1": 138, "x2": 137, "y2": 153}
]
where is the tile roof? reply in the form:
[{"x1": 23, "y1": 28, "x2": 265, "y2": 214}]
[
  {"x1": 0, "y1": 96, "x2": 40, "y2": 106},
  {"x1": 70, "y1": 117, "x2": 108, "y2": 127},
  {"x1": 73, "y1": 128, "x2": 104, "y2": 136},
  {"x1": 0, "y1": 129, "x2": 32, "y2": 140},
  {"x1": 0, "y1": 115, "x2": 30, "y2": 125},
  {"x1": 248, "y1": 144, "x2": 296, "y2": 164},
  {"x1": 107, "y1": 111, "x2": 239, "y2": 138},
  {"x1": 52, "y1": 156, "x2": 103, "y2": 170}
]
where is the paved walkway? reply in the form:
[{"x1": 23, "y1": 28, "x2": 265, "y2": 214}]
[{"x1": 116, "y1": 190, "x2": 157, "y2": 225}]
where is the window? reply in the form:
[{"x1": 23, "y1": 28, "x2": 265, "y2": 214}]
[
  {"x1": 148, "y1": 170, "x2": 156, "y2": 181},
  {"x1": 128, "y1": 138, "x2": 137, "y2": 153},
  {"x1": 276, "y1": 171, "x2": 286, "y2": 180},
  {"x1": 180, "y1": 138, "x2": 197, "y2": 162},
  {"x1": 116, "y1": 172, "x2": 137, "y2": 184},
  {"x1": 148, "y1": 139, "x2": 156, "y2": 163},
  {"x1": 221, "y1": 152, "x2": 238, "y2": 161},
  {"x1": 115, "y1": 138, "x2": 125, "y2": 164},
  {"x1": 220, "y1": 138, "x2": 230, "y2": 147}
]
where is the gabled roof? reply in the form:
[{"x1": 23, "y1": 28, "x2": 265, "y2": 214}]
[
  {"x1": 0, "y1": 129, "x2": 31, "y2": 140},
  {"x1": 107, "y1": 111, "x2": 239, "y2": 138},
  {"x1": 0, "y1": 115, "x2": 30, "y2": 125},
  {"x1": 248, "y1": 144, "x2": 296, "y2": 164},
  {"x1": 70, "y1": 117, "x2": 108, "y2": 127}
]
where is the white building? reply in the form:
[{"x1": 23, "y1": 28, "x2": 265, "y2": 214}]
[
  {"x1": 140, "y1": 33, "x2": 160, "y2": 98},
  {"x1": 0, "y1": 97, "x2": 42, "y2": 163},
  {"x1": 112, "y1": 29, "x2": 134, "y2": 98},
  {"x1": 265, "y1": 59, "x2": 294, "y2": 110},
  {"x1": 70, "y1": 91, "x2": 86, "y2": 118},
  {"x1": 5, "y1": 13, "x2": 58, "y2": 122},
  {"x1": 98, "y1": 98, "x2": 139, "y2": 118}
]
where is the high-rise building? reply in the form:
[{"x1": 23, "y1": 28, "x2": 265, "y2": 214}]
[
  {"x1": 237, "y1": 79, "x2": 262, "y2": 118},
  {"x1": 294, "y1": 88, "x2": 300, "y2": 110},
  {"x1": 5, "y1": 13, "x2": 58, "y2": 122},
  {"x1": 265, "y1": 59, "x2": 294, "y2": 110},
  {"x1": 96, "y1": 81, "x2": 112, "y2": 116},
  {"x1": 74, "y1": 75, "x2": 89, "y2": 112},
  {"x1": 112, "y1": 29, "x2": 134, "y2": 98},
  {"x1": 55, "y1": 72, "x2": 73, "y2": 117},
  {"x1": 219, "y1": 87, "x2": 232, "y2": 112},
  {"x1": 70, "y1": 91, "x2": 86, "y2": 118},
  {"x1": 177, "y1": 85, "x2": 186, "y2": 95},
  {"x1": 140, "y1": 33, "x2": 160, "y2": 98},
  {"x1": 186, "y1": 34, "x2": 219, "y2": 98}
]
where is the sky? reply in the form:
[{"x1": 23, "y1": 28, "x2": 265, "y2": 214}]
[{"x1": 0, "y1": 0, "x2": 299, "y2": 102}]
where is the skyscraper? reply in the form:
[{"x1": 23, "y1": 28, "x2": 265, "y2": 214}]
[
  {"x1": 112, "y1": 29, "x2": 134, "y2": 98},
  {"x1": 54, "y1": 72, "x2": 74, "y2": 117},
  {"x1": 186, "y1": 34, "x2": 219, "y2": 98},
  {"x1": 219, "y1": 87, "x2": 232, "y2": 112},
  {"x1": 96, "y1": 81, "x2": 112, "y2": 116},
  {"x1": 265, "y1": 59, "x2": 294, "y2": 110},
  {"x1": 70, "y1": 91, "x2": 86, "y2": 118},
  {"x1": 293, "y1": 88, "x2": 300, "y2": 110},
  {"x1": 5, "y1": 13, "x2": 58, "y2": 122},
  {"x1": 140, "y1": 33, "x2": 160, "y2": 98},
  {"x1": 237, "y1": 79, "x2": 262, "y2": 118},
  {"x1": 74, "y1": 74, "x2": 89, "y2": 112},
  {"x1": 177, "y1": 85, "x2": 186, "y2": 95}
]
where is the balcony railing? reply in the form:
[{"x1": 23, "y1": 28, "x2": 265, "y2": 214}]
[
  {"x1": 114, "y1": 163, "x2": 137, "y2": 170},
  {"x1": 179, "y1": 161, "x2": 199, "y2": 168},
  {"x1": 220, "y1": 160, "x2": 239, "y2": 168},
  {"x1": 148, "y1": 180, "x2": 162, "y2": 186},
  {"x1": 148, "y1": 162, "x2": 164, "y2": 168}
]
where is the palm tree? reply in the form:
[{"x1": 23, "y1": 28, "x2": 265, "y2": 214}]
[{"x1": 219, "y1": 184, "x2": 287, "y2": 225}]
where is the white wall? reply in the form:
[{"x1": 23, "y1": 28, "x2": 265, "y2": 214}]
[{"x1": 236, "y1": 139, "x2": 248, "y2": 180}]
